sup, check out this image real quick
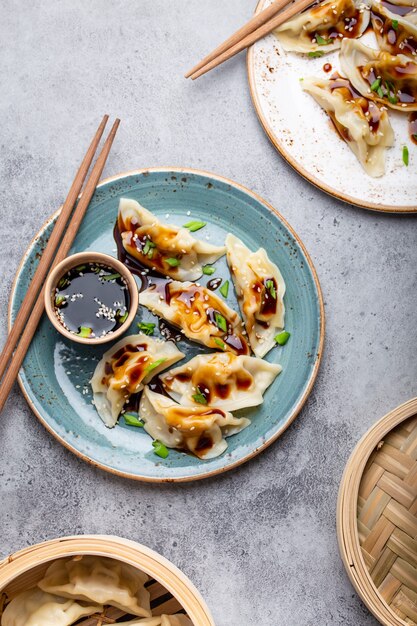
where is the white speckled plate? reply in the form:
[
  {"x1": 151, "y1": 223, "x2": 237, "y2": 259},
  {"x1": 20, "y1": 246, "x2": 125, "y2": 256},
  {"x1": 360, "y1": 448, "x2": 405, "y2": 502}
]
[{"x1": 247, "y1": 0, "x2": 417, "y2": 212}]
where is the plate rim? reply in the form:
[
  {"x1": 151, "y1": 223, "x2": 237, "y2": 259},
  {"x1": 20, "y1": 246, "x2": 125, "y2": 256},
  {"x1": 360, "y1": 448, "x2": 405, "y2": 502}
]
[
  {"x1": 247, "y1": 0, "x2": 417, "y2": 214},
  {"x1": 8, "y1": 166, "x2": 325, "y2": 483}
]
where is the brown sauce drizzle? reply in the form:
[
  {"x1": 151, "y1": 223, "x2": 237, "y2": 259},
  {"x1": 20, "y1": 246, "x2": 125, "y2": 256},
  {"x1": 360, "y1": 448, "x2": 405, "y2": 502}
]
[
  {"x1": 410, "y1": 111, "x2": 417, "y2": 143},
  {"x1": 259, "y1": 277, "x2": 278, "y2": 317},
  {"x1": 371, "y1": 6, "x2": 417, "y2": 58},
  {"x1": 207, "y1": 277, "x2": 222, "y2": 290},
  {"x1": 308, "y1": 0, "x2": 365, "y2": 41},
  {"x1": 323, "y1": 63, "x2": 332, "y2": 73},
  {"x1": 329, "y1": 73, "x2": 382, "y2": 133},
  {"x1": 360, "y1": 62, "x2": 417, "y2": 105}
]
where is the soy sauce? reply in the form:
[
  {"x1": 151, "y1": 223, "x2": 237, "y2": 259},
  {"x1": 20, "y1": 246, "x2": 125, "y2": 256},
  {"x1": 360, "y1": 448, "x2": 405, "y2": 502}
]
[
  {"x1": 410, "y1": 112, "x2": 417, "y2": 144},
  {"x1": 54, "y1": 263, "x2": 130, "y2": 339}
]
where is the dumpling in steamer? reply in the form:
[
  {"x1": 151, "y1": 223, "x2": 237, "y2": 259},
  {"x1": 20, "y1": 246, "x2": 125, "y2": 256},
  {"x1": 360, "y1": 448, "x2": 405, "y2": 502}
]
[
  {"x1": 117, "y1": 198, "x2": 225, "y2": 281},
  {"x1": 1, "y1": 588, "x2": 102, "y2": 626},
  {"x1": 340, "y1": 38, "x2": 417, "y2": 110},
  {"x1": 160, "y1": 352, "x2": 281, "y2": 411},
  {"x1": 275, "y1": 0, "x2": 370, "y2": 53},
  {"x1": 139, "y1": 281, "x2": 250, "y2": 355},
  {"x1": 302, "y1": 75, "x2": 394, "y2": 176},
  {"x1": 37, "y1": 555, "x2": 151, "y2": 618},
  {"x1": 91, "y1": 334, "x2": 184, "y2": 428},
  {"x1": 370, "y1": 1, "x2": 417, "y2": 58},
  {"x1": 225, "y1": 234, "x2": 285, "y2": 359},
  {"x1": 139, "y1": 387, "x2": 250, "y2": 459}
]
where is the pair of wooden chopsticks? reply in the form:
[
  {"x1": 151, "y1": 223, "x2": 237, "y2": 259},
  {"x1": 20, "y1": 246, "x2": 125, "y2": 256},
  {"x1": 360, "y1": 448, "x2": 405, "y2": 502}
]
[
  {"x1": 185, "y1": 0, "x2": 314, "y2": 80},
  {"x1": 0, "y1": 115, "x2": 120, "y2": 412}
]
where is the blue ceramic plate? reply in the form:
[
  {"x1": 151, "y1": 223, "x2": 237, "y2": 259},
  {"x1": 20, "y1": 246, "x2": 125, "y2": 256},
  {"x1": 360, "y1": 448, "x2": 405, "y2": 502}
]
[{"x1": 10, "y1": 168, "x2": 324, "y2": 482}]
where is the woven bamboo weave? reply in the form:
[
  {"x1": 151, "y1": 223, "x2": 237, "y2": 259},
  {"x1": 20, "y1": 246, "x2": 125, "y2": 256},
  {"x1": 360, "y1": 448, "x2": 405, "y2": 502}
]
[{"x1": 358, "y1": 415, "x2": 417, "y2": 625}]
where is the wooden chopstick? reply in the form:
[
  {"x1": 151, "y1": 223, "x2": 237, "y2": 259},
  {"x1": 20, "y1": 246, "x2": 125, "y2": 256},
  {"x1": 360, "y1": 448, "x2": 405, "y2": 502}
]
[
  {"x1": 0, "y1": 116, "x2": 109, "y2": 384},
  {"x1": 189, "y1": 0, "x2": 314, "y2": 80},
  {"x1": 185, "y1": 0, "x2": 291, "y2": 78},
  {"x1": 0, "y1": 118, "x2": 120, "y2": 413}
]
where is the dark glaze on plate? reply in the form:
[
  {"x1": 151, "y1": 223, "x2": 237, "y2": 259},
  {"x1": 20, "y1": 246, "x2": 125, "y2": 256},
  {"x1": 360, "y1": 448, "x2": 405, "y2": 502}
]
[
  {"x1": 329, "y1": 73, "x2": 382, "y2": 138},
  {"x1": 371, "y1": 3, "x2": 417, "y2": 58},
  {"x1": 359, "y1": 53, "x2": 417, "y2": 106},
  {"x1": 54, "y1": 263, "x2": 130, "y2": 339},
  {"x1": 308, "y1": 0, "x2": 365, "y2": 42}
]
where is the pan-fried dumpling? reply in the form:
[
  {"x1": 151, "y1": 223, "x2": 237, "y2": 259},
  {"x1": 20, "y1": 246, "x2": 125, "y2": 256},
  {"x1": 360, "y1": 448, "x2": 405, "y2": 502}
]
[
  {"x1": 275, "y1": 0, "x2": 370, "y2": 53},
  {"x1": 91, "y1": 334, "x2": 184, "y2": 427},
  {"x1": 340, "y1": 38, "x2": 417, "y2": 110},
  {"x1": 371, "y1": 1, "x2": 417, "y2": 57},
  {"x1": 1, "y1": 588, "x2": 101, "y2": 626},
  {"x1": 117, "y1": 198, "x2": 225, "y2": 281},
  {"x1": 225, "y1": 234, "x2": 285, "y2": 358},
  {"x1": 116, "y1": 617, "x2": 192, "y2": 626},
  {"x1": 302, "y1": 75, "x2": 394, "y2": 176},
  {"x1": 37, "y1": 556, "x2": 151, "y2": 618},
  {"x1": 160, "y1": 352, "x2": 281, "y2": 411},
  {"x1": 139, "y1": 281, "x2": 250, "y2": 355},
  {"x1": 140, "y1": 387, "x2": 250, "y2": 459}
]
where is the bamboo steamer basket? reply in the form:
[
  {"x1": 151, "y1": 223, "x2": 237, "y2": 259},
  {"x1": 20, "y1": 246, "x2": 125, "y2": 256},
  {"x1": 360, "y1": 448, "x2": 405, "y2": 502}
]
[
  {"x1": 0, "y1": 535, "x2": 215, "y2": 625},
  {"x1": 338, "y1": 398, "x2": 417, "y2": 626}
]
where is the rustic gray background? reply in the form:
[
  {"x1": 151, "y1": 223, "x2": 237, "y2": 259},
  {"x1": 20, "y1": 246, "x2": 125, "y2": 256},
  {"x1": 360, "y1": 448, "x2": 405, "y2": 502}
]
[{"x1": 0, "y1": 1, "x2": 416, "y2": 624}]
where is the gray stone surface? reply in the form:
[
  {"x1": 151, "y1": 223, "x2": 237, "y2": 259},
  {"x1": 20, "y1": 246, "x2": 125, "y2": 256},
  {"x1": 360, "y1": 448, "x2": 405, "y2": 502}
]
[{"x1": 0, "y1": 1, "x2": 416, "y2": 624}]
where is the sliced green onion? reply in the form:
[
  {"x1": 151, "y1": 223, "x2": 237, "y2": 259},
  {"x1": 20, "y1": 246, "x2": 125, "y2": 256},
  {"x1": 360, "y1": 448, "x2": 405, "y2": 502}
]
[
  {"x1": 152, "y1": 440, "x2": 169, "y2": 459},
  {"x1": 102, "y1": 272, "x2": 121, "y2": 281},
  {"x1": 392, "y1": 19, "x2": 398, "y2": 30},
  {"x1": 202, "y1": 265, "x2": 216, "y2": 275},
  {"x1": 78, "y1": 326, "x2": 93, "y2": 338},
  {"x1": 387, "y1": 94, "x2": 398, "y2": 105},
  {"x1": 192, "y1": 386, "x2": 208, "y2": 405},
  {"x1": 144, "y1": 358, "x2": 166, "y2": 374},
  {"x1": 214, "y1": 338, "x2": 226, "y2": 350},
  {"x1": 54, "y1": 295, "x2": 66, "y2": 307},
  {"x1": 183, "y1": 220, "x2": 206, "y2": 232},
  {"x1": 124, "y1": 413, "x2": 144, "y2": 427},
  {"x1": 137, "y1": 322, "x2": 156, "y2": 335},
  {"x1": 315, "y1": 33, "x2": 331, "y2": 45},
  {"x1": 266, "y1": 279, "x2": 277, "y2": 299},
  {"x1": 377, "y1": 86, "x2": 384, "y2": 98},
  {"x1": 75, "y1": 264, "x2": 87, "y2": 272},
  {"x1": 142, "y1": 239, "x2": 156, "y2": 257},
  {"x1": 58, "y1": 276, "x2": 69, "y2": 289},
  {"x1": 275, "y1": 331, "x2": 291, "y2": 346},
  {"x1": 165, "y1": 257, "x2": 180, "y2": 267},
  {"x1": 219, "y1": 280, "x2": 229, "y2": 298},
  {"x1": 403, "y1": 145, "x2": 409, "y2": 166},
  {"x1": 308, "y1": 51, "x2": 324, "y2": 58},
  {"x1": 371, "y1": 77, "x2": 381, "y2": 92},
  {"x1": 118, "y1": 311, "x2": 129, "y2": 324},
  {"x1": 214, "y1": 312, "x2": 227, "y2": 332}
]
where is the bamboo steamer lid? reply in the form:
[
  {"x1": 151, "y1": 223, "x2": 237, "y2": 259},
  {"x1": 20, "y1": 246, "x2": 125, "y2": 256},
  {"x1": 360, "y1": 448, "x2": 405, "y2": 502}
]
[
  {"x1": 338, "y1": 398, "x2": 417, "y2": 626},
  {"x1": 0, "y1": 535, "x2": 215, "y2": 626}
]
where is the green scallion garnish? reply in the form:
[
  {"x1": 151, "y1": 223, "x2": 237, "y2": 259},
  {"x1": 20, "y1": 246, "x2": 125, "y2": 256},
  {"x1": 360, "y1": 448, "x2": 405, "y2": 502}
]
[
  {"x1": 275, "y1": 331, "x2": 291, "y2": 346},
  {"x1": 214, "y1": 338, "x2": 226, "y2": 350},
  {"x1": 118, "y1": 311, "x2": 129, "y2": 324},
  {"x1": 192, "y1": 386, "x2": 208, "y2": 405},
  {"x1": 403, "y1": 145, "x2": 409, "y2": 166},
  {"x1": 78, "y1": 326, "x2": 93, "y2": 338},
  {"x1": 137, "y1": 322, "x2": 156, "y2": 335},
  {"x1": 55, "y1": 295, "x2": 66, "y2": 307},
  {"x1": 124, "y1": 413, "x2": 144, "y2": 427},
  {"x1": 202, "y1": 265, "x2": 216, "y2": 275},
  {"x1": 102, "y1": 272, "x2": 121, "y2": 281},
  {"x1": 165, "y1": 257, "x2": 180, "y2": 267},
  {"x1": 266, "y1": 279, "x2": 276, "y2": 299},
  {"x1": 392, "y1": 19, "x2": 399, "y2": 30},
  {"x1": 75, "y1": 264, "x2": 87, "y2": 272},
  {"x1": 183, "y1": 220, "x2": 206, "y2": 232},
  {"x1": 370, "y1": 77, "x2": 381, "y2": 92},
  {"x1": 152, "y1": 440, "x2": 169, "y2": 459},
  {"x1": 219, "y1": 280, "x2": 229, "y2": 298},
  {"x1": 142, "y1": 239, "x2": 156, "y2": 257},
  {"x1": 144, "y1": 358, "x2": 166, "y2": 374},
  {"x1": 308, "y1": 51, "x2": 324, "y2": 58},
  {"x1": 315, "y1": 33, "x2": 331, "y2": 45},
  {"x1": 214, "y1": 312, "x2": 227, "y2": 333}
]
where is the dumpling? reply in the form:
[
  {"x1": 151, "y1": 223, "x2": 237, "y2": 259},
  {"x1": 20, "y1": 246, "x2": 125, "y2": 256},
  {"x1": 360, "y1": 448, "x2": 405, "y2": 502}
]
[
  {"x1": 302, "y1": 75, "x2": 394, "y2": 176},
  {"x1": 340, "y1": 38, "x2": 417, "y2": 110},
  {"x1": 1, "y1": 588, "x2": 101, "y2": 626},
  {"x1": 117, "y1": 198, "x2": 225, "y2": 281},
  {"x1": 371, "y1": 1, "x2": 417, "y2": 58},
  {"x1": 139, "y1": 281, "x2": 250, "y2": 355},
  {"x1": 140, "y1": 387, "x2": 250, "y2": 459},
  {"x1": 115, "y1": 617, "x2": 192, "y2": 626},
  {"x1": 37, "y1": 556, "x2": 151, "y2": 618},
  {"x1": 275, "y1": 0, "x2": 370, "y2": 53},
  {"x1": 91, "y1": 334, "x2": 184, "y2": 427},
  {"x1": 160, "y1": 352, "x2": 281, "y2": 411},
  {"x1": 225, "y1": 235, "x2": 285, "y2": 358}
]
